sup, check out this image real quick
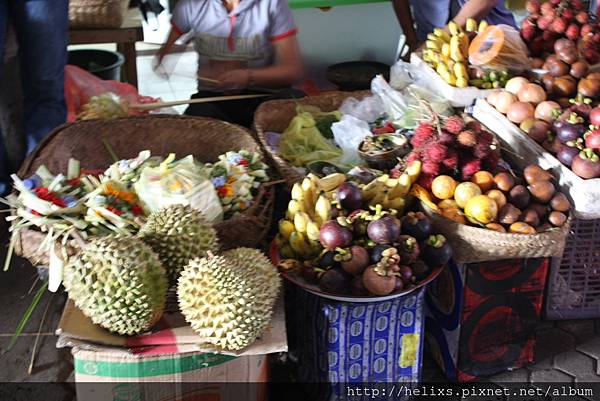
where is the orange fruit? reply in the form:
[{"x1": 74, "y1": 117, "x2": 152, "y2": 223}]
[
  {"x1": 464, "y1": 195, "x2": 498, "y2": 224},
  {"x1": 431, "y1": 175, "x2": 458, "y2": 200},
  {"x1": 471, "y1": 171, "x2": 496, "y2": 192}
]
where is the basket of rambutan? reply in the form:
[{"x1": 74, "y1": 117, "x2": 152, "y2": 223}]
[{"x1": 407, "y1": 113, "x2": 571, "y2": 263}]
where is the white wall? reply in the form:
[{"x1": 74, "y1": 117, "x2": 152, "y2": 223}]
[{"x1": 291, "y1": 3, "x2": 401, "y2": 87}]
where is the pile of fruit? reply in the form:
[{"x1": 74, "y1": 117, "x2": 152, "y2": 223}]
[
  {"x1": 276, "y1": 169, "x2": 453, "y2": 297},
  {"x1": 407, "y1": 114, "x2": 500, "y2": 189},
  {"x1": 521, "y1": 0, "x2": 600, "y2": 64},
  {"x1": 487, "y1": 75, "x2": 600, "y2": 179},
  {"x1": 423, "y1": 20, "x2": 491, "y2": 88},
  {"x1": 421, "y1": 165, "x2": 571, "y2": 234}
]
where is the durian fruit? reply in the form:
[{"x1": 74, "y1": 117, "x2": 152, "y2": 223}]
[
  {"x1": 63, "y1": 235, "x2": 167, "y2": 336},
  {"x1": 177, "y1": 248, "x2": 281, "y2": 351},
  {"x1": 138, "y1": 204, "x2": 219, "y2": 284}
]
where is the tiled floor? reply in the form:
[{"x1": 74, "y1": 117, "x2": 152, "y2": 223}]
[{"x1": 136, "y1": 51, "x2": 198, "y2": 114}]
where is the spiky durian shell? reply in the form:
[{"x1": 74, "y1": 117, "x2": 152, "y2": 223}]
[
  {"x1": 177, "y1": 248, "x2": 281, "y2": 351},
  {"x1": 63, "y1": 235, "x2": 167, "y2": 336},
  {"x1": 138, "y1": 204, "x2": 219, "y2": 284}
]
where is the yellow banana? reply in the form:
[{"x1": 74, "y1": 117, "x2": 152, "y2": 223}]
[
  {"x1": 362, "y1": 180, "x2": 385, "y2": 201},
  {"x1": 306, "y1": 221, "x2": 321, "y2": 242},
  {"x1": 294, "y1": 211, "x2": 310, "y2": 234},
  {"x1": 450, "y1": 36, "x2": 464, "y2": 62},
  {"x1": 448, "y1": 21, "x2": 461, "y2": 36},
  {"x1": 376, "y1": 174, "x2": 390, "y2": 183},
  {"x1": 456, "y1": 77, "x2": 469, "y2": 88},
  {"x1": 466, "y1": 18, "x2": 478, "y2": 33},
  {"x1": 289, "y1": 232, "x2": 315, "y2": 259},
  {"x1": 369, "y1": 190, "x2": 387, "y2": 207},
  {"x1": 287, "y1": 199, "x2": 302, "y2": 220},
  {"x1": 301, "y1": 177, "x2": 317, "y2": 217},
  {"x1": 385, "y1": 196, "x2": 406, "y2": 213},
  {"x1": 406, "y1": 160, "x2": 422, "y2": 183},
  {"x1": 279, "y1": 219, "x2": 296, "y2": 240},
  {"x1": 441, "y1": 43, "x2": 451, "y2": 58},
  {"x1": 279, "y1": 243, "x2": 296, "y2": 259},
  {"x1": 478, "y1": 20, "x2": 488, "y2": 33},
  {"x1": 385, "y1": 178, "x2": 398, "y2": 189},
  {"x1": 453, "y1": 62, "x2": 468, "y2": 80},
  {"x1": 389, "y1": 174, "x2": 411, "y2": 198},
  {"x1": 318, "y1": 173, "x2": 346, "y2": 192},
  {"x1": 434, "y1": 28, "x2": 451, "y2": 43},
  {"x1": 426, "y1": 40, "x2": 442, "y2": 52},
  {"x1": 291, "y1": 182, "x2": 303, "y2": 201},
  {"x1": 314, "y1": 195, "x2": 331, "y2": 226}
]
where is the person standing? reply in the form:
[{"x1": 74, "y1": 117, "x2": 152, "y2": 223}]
[
  {"x1": 393, "y1": 0, "x2": 516, "y2": 57},
  {"x1": 0, "y1": 0, "x2": 69, "y2": 196}
]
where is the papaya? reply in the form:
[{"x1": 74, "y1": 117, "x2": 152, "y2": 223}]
[{"x1": 468, "y1": 25, "x2": 530, "y2": 72}]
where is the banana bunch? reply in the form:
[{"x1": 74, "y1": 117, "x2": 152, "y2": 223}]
[
  {"x1": 360, "y1": 160, "x2": 421, "y2": 212},
  {"x1": 423, "y1": 19, "x2": 488, "y2": 88},
  {"x1": 278, "y1": 173, "x2": 346, "y2": 260}
]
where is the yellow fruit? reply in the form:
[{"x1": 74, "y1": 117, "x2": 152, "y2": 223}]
[
  {"x1": 464, "y1": 195, "x2": 498, "y2": 225},
  {"x1": 486, "y1": 223, "x2": 506, "y2": 233},
  {"x1": 466, "y1": 18, "x2": 478, "y2": 33},
  {"x1": 441, "y1": 207, "x2": 467, "y2": 225},
  {"x1": 454, "y1": 182, "x2": 482, "y2": 209},
  {"x1": 509, "y1": 222, "x2": 536, "y2": 235},
  {"x1": 455, "y1": 77, "x2": 469, "y2": 88},
  {"x1": 438, "y1": 199, "x2": 459, "y2": 210},
  {"x1": 485, "y1": 189, "x2": 507, "y2": 210},
  {"x1": 471, "y1": 171, "x2": 495, "y2": 192},
  {"x1": 431, "y1": 175, "x2": 458, "y2": 200}
]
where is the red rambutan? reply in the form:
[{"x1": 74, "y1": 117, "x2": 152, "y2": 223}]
[
  {"x1": 576, "y1": 11, "x2": 588, "y2": 25},
  {"x1": 411, "y1": 123, "x2": 435, "y2": 148},
  {"x1": 443, "y1": 116, "x2": 465, "y2": 134},
  {"x1": 416, "y1": 173, "x2": 435, "y2": 190},
  {"x1": 442, "y1": 149, "x2": 459, "y2": 170},
  {"x1": 465, "y1": 120, "x2": 482, "y2": 133},
  {"x1": 422, "y1": 160, "x2": 441, "y2": 176},
  {"x1": 566, "y1": 23, "x2": 580, "y2": 40},
  {"x1": 551, "y1": 17, "x2": 567, "y2": 34},
  {"x1": 423, "y1": 143, "x2": 449, "y2": 161},
  {"x1": 457, "y1": 130, "x2": 478, "y2": 147},
  {"x1": 483, "y1": 151, "x2": 500, "y2": 171},
  {"x1": 406, "y1": 151, "x2": 421, "y2": 164},
  {"x1": 479, "y1": 130, "x2": 494, "y2": 145},
  {"x1": 460, "y1": 158, "x2": 482, "y2": 180},
  {"x1": 525, "y1": 0, "x2": 540, "y2": 14},
  {"x1": 473, "y1": 142, "x2": 493, "y2": 159},
  {"x1": 438, "y1": 131, "x2": 456, "y2": 145},
  {"x1": 521, "y1": 25, "x2": 537, "y2": 42}
]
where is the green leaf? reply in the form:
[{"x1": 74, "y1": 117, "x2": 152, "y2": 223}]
[{"x1": 4, "y1": 281, "x2": 48, "y2": 353}]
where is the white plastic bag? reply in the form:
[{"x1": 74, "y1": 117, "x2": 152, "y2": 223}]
[
  {"x1": 331, "y1": 115, "x2": 372, "y2": 166},
  {"x1": 134, "y1": 154, "x2": 224, "y2": 222},
  {"x1": 338, "y1": 95, "x2": 385, "y2": 123},
  {"x1": 389, "y1": 60, "x2": 417, "y2": 90}
]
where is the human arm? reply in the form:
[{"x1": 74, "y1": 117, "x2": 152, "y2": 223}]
[
  {"x1": 392, "y1": 0, "x2": 418, "y2": 60},
  {"x1": 156, "y1": 27, "x2": 183, "y2": 65},
  {"x1": 451, "y1": 0, "x2": 497, "y2": 26}
]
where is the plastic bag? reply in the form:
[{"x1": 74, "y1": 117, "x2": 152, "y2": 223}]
[
  {"x1": 133, "y1": 154, "x2": 224, "y2": 222},
  {"x1": 331, "y1": 115, "x2": 372, "y2": 166},
  {"x1": 371, "y1": 75, "x2": 453, "y2": 129},
  {"x1": 64, "y1": 65, "x2": 158, "y2": 122},
  {"x1": 468, "y1": 24, "x2": 531, "y2": 72},
  {"x1": 279, "y1": 108, "x2": 343, "y2": 167},
  {"x1": 389, "y1": 60, "x2": 417, "y2": 90},
  {"x1": 338, "y1": 95, "x2": 385, "y2": 123}
]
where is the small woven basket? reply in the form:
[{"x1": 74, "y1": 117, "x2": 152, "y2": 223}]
[
  {"x1": 69, "y1": 0, "x2": 129, "y2": 29},
  {"x1": 14, "y1": 115, "x2": 275, "y2": 266},
  {"x1": 421, "y1": 203, "x2": 571, "y2": 264},
  {"x1": 253, "y1": 91, "x2": 370, "y2": 186}
]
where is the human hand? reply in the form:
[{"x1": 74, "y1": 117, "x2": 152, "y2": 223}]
[{"x1": 215, "y1": 69, "x2": 250, "y2": 90}]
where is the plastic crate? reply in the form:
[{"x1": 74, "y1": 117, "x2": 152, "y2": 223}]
[{"x1": 545, "y1": 218, "x2": 600, "y2": 320}]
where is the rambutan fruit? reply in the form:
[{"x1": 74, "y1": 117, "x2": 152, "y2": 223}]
[
  {"x1": 416, "y1": 173, "x2": 435, "y2": 190},
  {"x1": 457, "y1": 130, "x2": 477, "y2": 147},
  {"x1": 422, "y1": 160, "x2": 441, "y2": 176},
  {"x1": 411, "y1": 123, "x2": 435, "y2": 148},
  {"x1": 438, "y1": 131, "x2": 456, "y2": 145},
  {"x1": 443, "y1": 116, "x2": 465, "y2": 134},
  {"x1": 442, "y1": 149, "x2": 459, "y2": 170},
  {"x1": 406, "y1": 151, "x2": 421, "y2": 164},
  {"x1": 460, "y1": 158, "x2": 482, "y2": 181},
  {"x1": 465, "y1": 120, "x2": 482, "y2": 133},
  {"x1": 473, "y1": 142, "x2": 493, "y2": 159},
  {"x1": 423, "y1": 143, "x2": 449, "y2": 161},
  {"x1": 483, "y1": 151, "x2": 500, "y2": 171}
]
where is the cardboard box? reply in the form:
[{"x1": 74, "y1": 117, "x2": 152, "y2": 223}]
[
  {"x1": 57, "y1": 297, "x2": 286, "y2": 401},
  {"x1": 425, "y1": 258, "x2": 549, "y2": 382},
  {"x1": 286, "y1": 284, "x2": 426, "y2": 400}
]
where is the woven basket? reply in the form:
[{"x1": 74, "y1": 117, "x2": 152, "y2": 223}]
[
  {"x1": 421, "y1": 203, "x2": 571, "y2": 264},
  {"x1": 14, "y1": 115, "x2": 275, "y2": 266},
  {"x1": 253, "y1": 91, "x2": 370, "y2": 186},
  {"x1": 69, "y1": 0, "x2": 129, "y2": 29}
]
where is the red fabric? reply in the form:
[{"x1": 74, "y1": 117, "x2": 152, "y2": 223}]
[
  {"x1": 270, "y1": 27, "x2": 298, "y2": 42},
  {"x1": 64, "y1": 65, "x2": 158, "y2": 122},
  {"x1": 171, "y1": 19, "x2": 184, "y2": 36},
  {"x1": 228, "y1": 15, "x2": 237, "y2": 51}
]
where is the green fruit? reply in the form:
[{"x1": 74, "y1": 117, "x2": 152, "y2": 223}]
[
  {"x1": 138, "y1": 204, "x2": 219, "y2": 284},
  {"x1": 177, "y1": 248, "x2": 281, "y2": 351},
  {"x1": 63, "y1": 235, "x2": 167, "y2": 336}
]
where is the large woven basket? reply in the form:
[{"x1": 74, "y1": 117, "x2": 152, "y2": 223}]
[
  {"x1": 421, "y1": 203, "x2": 571, "y2": 264},
  {"x1": 69, "y1": 0, "x2": 129, "y2": 29},
  {"x1": 14, "y1": 115, "x2": 275, "y2": 266},
  {"x1": 253, "y1": 91, "x2": 370, "y2": 186}
]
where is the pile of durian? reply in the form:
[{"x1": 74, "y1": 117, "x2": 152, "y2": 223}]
[{"x1": 62, "y1": 204, "x2": 281, "y2": 351}]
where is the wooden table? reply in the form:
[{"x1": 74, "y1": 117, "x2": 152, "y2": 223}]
[{"x1": 69, "y1": 8, "x2": 144, "y2": 88}]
